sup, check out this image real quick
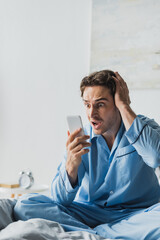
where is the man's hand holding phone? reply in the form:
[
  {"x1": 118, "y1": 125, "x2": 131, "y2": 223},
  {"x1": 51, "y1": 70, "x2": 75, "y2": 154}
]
[{"x1": 66, "y1": 116, "x2": 91, "y2": 187}]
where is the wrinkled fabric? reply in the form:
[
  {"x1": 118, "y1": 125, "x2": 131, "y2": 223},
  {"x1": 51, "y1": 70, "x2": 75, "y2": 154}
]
[
  {"x1": 94, "y1": 203, "x2": 160, "y2": 239},
  {"x1": 0, "y1": 218, "x2": 110, "y2": 240},
  {"x1": 14, "y1": 115, "x2": 160, "y2": 239},
  {"x1": 14, "y1": 193, "x2": 96, "y2": 233},
  {"x1": 51, "y1": 115, "x2": 160, "y2": 209},
  {"x1": 0, "y1": 198, "x2": 16, "y2": 230}
]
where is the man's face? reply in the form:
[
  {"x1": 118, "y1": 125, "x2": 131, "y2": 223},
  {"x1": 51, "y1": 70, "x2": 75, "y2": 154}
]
[{"x1": 83, "y1": 86, "x2": 120, "y2": 136}]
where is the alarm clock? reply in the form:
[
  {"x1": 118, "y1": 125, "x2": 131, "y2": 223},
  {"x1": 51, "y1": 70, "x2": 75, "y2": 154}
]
[{"x1": 19, "y1": 171, "x2": 34, "y2": 189}]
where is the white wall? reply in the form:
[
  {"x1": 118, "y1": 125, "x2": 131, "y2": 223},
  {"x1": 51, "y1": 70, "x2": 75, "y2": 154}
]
[
  {"x1": 130, "y1": 90, "x2": 160, "y2": 125},
  {"x1": 0, "y1": 0, "x2": 159, "y2": 187},
  {"x1": 0, "y1": 0, "x2": 92, "y2": 185}
]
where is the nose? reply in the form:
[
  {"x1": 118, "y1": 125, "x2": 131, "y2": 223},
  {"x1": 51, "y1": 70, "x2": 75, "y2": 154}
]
[{"x1": 89, "y1": 105, "x2": 97, "y2": 118}]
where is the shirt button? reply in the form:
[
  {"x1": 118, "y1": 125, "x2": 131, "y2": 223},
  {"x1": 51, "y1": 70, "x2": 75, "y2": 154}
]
[{"x1": 110, "y1": 191, "x2": 114, "y2": 195}]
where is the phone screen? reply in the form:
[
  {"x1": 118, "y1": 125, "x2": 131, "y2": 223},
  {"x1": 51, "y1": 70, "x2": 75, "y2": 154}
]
[{"x1": 67, "y1": 115, "x2": 84, "y2": 136}]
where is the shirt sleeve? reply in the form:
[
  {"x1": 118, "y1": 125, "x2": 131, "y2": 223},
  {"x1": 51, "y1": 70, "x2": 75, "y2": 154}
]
[
  {"x1": 125, "y1": 115, "x2": 160, "y2": 168},
  {"x1": 51, "y1": 152, "x2": 85, "y2": 206}
]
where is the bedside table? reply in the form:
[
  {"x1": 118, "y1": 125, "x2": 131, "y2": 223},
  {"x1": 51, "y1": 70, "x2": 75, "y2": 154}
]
[{"x1": 0, "y1": 184, "x2": 49, "y2": 199}]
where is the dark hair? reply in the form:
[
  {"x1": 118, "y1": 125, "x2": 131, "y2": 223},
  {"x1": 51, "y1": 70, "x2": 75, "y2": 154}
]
[{"x1": 80, "y1": 70, "x2": 116, "y2": 97}]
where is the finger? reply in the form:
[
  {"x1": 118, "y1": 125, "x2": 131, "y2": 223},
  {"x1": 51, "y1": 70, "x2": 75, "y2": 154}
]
[
  {"x1": 113, "y1": 74, "x2": 128, "y2": 91},
  {"x1": 112, "y1": 75, "x2": 118, "y2": 83},
  {"x1": 72, "y1": 142, "x2": 91, "y2": 153},
  {"x1": 66, "y1": 132, "x2": 90, "y2": 149},
  {"x1": 114, "y1": 72, "x2": 127, "y2": 87},
  {"x1": 79, "y1": 148, "x2": 90, "y2": 156},
  {"x1": 112, "y1": 74, "x2": 120, "y2": 83},
  {"x1": 66, "y1": 128, "x2": 83, "y2": 146},
  {"x1": 112, "y1": 75, "x2": 121, "y2": 89},
  {"x1": 114, "y1": 72, "x2": 124, "y2": 81},
  {"x1": 67, "y1": 130, "x2": 70, "y2": 136},
  {"x1": 74, "y1": 148, "x2": 90, "y2": 159},
  {"x1": 76, "y1": 134, "x2": 90, "y2": 142},
  {"x1": 69, "y1": 134, "x2": 90, "y2": 146},
  {"x1": 67, "y1": 135, "x2": 90, "y2": 150}
]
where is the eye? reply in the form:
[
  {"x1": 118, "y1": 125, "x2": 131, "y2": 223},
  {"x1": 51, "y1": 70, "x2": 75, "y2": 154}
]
[
  {"x1": 84, "y1": 103, "x2": 90, "y2": 108},
  {"x1": 97, "y1": 102, "x2": 104, "y2": 108}
]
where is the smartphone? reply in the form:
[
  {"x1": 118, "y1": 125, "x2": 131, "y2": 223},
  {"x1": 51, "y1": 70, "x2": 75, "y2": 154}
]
[{"x1": 67, "y1": 115, "x2": 85, "y2": 136}]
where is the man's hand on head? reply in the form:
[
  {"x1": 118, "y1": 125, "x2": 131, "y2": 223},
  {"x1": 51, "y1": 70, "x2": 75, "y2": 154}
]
[
  {"x1": 112, "y1": 72, "x2": 136, "y2": 131},
  {"x1": 112, "y1": 72, "x2": 131, "y2": 111}
]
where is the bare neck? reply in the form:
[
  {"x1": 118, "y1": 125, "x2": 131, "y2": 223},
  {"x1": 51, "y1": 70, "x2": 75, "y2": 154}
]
[{"x1": 102, "y1": 114, "x2": 121, "y2": 151}]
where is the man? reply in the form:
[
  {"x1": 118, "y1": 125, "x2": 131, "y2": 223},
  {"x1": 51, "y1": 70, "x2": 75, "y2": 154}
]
[{"x1": 14, "y1": 70, "x2": 160, "y2": 239}]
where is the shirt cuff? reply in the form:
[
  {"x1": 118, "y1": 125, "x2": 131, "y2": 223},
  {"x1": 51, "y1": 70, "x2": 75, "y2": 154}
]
[
  {"x1": 59, "y1": 164, "x2": 79, "y2": 193},
  {"x1": 125, "y1": 116, "x2": 147, "y2": 144}
]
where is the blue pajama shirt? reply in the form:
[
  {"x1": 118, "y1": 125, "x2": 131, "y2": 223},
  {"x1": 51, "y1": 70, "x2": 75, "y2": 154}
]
[{"x1": 14, "y1": 115, "x2": 160, "y2": 239}]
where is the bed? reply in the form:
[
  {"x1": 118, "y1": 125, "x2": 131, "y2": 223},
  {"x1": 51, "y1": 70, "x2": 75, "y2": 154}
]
[{"x1": 0, "y1": 198, "x2": 114, "y2": 240}]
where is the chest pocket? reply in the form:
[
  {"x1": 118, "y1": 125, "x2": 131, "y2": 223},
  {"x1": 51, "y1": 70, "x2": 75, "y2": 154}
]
[{"x1": 113, "y1": 145, "x2": 143, "y2": 188}]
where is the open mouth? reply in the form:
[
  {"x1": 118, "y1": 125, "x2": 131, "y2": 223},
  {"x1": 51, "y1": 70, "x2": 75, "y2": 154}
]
[{"x1": 91, "y1": 120, "x2": 102, "y2": 130}]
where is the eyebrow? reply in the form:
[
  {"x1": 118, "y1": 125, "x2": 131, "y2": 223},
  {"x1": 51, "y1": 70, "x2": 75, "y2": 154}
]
[{"x1": 83, "y1": 98, "x2": 109, "y2": 102}]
